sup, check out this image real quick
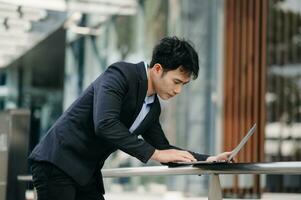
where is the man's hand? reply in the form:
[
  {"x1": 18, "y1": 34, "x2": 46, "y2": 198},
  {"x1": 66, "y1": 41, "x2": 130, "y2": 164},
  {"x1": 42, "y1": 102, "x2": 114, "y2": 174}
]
[
  {"x1": 150, "y1": 149, "x2": 197, "y2": 163},
  {"x1": 206, "y1": 151, "x2": 235, "y2": 163}
]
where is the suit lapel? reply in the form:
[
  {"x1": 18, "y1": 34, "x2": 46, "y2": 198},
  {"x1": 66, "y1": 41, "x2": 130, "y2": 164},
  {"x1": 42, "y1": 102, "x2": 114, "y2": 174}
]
[{"x1": 131, "y1": 62, "x2": 148, "y2": 123}]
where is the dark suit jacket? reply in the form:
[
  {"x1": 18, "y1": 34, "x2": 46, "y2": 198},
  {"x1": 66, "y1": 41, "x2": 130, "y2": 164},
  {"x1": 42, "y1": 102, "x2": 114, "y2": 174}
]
[{"x1": 29, "y1": 61, "x2": 209, "y2": 193}]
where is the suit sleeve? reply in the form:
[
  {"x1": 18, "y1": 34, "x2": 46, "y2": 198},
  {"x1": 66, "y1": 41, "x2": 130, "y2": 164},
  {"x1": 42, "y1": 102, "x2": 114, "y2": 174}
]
[
  {"x1": 141, "y1": 118, "x2": 210, "y2": 161},
  {"x1": 93, "y1": 65, "x2": 155, "y2": 163}
]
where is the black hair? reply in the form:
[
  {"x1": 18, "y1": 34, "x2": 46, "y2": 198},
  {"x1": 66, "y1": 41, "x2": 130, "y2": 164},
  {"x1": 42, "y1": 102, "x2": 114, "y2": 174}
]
[{"x1": 150, "y1": 36, "x2": 199, "y2": 79}]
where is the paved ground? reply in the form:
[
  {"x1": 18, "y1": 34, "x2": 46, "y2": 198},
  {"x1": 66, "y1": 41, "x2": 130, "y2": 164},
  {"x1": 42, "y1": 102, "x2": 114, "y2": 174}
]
[
  {"x1": 25, "y1": 190, "x2": 301, "y2": 200},
  {"x1": 104, "y1": 192, "x2": 301, "y2": 200}
]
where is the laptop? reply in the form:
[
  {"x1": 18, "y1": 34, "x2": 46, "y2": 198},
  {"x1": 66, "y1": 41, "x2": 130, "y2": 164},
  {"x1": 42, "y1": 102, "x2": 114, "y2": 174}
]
[{"x1": 175, "y1": 123, "x2": 257, "y2": 165}]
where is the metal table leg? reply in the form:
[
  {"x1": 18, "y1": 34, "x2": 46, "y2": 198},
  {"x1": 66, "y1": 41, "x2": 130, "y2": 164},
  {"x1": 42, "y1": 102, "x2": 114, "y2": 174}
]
[{"x1": 208, "y1": 174, "x2": 222, "y2": 200}]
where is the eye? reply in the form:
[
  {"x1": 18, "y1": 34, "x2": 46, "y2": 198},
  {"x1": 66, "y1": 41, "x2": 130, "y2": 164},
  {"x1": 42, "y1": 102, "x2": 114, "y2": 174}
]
[{"x1": 174, "y1": 80, "x2": 181, "y2": 84}]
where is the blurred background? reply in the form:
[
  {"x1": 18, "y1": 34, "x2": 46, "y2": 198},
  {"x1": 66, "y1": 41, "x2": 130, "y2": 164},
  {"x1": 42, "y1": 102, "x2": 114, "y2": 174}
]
[{"x1": 0, "y1": 0, "x2": 301, "y2": 199}]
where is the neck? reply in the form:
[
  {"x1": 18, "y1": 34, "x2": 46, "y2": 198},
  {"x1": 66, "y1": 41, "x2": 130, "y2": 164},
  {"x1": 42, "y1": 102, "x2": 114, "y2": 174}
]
[{"x1": 146, "y1": 68, "x2": 155, "y2": 96}]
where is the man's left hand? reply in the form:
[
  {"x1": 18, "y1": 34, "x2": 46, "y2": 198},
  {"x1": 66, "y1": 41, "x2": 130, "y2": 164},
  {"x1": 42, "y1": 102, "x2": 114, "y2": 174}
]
[{"x1": 205, "y1": 151, "x2": 235, "y2": 163}]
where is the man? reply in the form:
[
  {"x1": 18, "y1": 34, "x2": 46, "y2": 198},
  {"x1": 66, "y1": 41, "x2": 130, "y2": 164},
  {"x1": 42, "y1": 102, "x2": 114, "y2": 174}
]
[{"x1": 29, "y1": 36, "x2": 231, "y2": 200}]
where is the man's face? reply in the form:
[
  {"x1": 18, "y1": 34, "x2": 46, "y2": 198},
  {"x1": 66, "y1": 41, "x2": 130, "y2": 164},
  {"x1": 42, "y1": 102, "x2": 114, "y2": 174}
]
[{"x1": 151, "y1": 64, "x2": 191, "y2": 100}]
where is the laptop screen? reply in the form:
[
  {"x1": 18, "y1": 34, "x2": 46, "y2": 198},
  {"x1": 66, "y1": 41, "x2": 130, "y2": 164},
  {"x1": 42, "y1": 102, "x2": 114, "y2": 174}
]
[{"x1": 227, "y1": 123, "x2": 257, "y2": 161}]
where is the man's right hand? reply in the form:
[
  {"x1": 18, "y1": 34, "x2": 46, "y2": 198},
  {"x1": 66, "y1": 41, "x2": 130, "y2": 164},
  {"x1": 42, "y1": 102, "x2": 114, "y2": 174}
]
[{"x1": 150, "y1": 149, "x2": 197, "y2": 163}]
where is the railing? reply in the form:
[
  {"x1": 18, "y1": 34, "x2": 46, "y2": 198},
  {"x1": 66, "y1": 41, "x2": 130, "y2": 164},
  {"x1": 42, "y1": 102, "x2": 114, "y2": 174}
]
[{"x1": 18, "y1": 162, "x2": 301, "y2": 200}]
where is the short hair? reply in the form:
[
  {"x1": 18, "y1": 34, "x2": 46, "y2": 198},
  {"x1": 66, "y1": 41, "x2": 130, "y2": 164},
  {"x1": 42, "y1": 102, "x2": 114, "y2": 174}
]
[{"x1": 150, "y1": 36, "x2": 199, "y2": 79}]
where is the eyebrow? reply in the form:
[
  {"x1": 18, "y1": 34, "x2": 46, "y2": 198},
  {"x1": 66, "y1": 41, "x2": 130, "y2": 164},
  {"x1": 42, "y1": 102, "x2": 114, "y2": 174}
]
[
  {"x1": 175, "y1": 79, "x2": 190, "y2": 84},
  {"x1": 183, "y1": 80, "x2": 190, "y2": 85}
]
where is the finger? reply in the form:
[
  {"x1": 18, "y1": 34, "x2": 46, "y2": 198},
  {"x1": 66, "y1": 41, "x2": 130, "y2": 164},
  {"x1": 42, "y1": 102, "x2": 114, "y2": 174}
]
[
  {"x1": 176, "y1": 153, "x2": 194, "y2": 162},
  {"x1": 224, "y1": 151, "x2": 233, "y2": 156},
  {"x1": 220, "y1": 152, "x2": 233, "y2": 160},
  {"x1": 207, "y1": 156, "x2": 218, "y2": 162},
  {"x1": 174, "y1": 157, "x2": 193, "y2": 163},
  {"x1": 179, "y1": 152, "x2": 196, "y2": 162},
  {"x1": 170, "y1": 153, "x2": 191, "y2": 162},
  {"x1": 183, "y1": 155, "x2": 197, "y2": 162},
  {"x1": 182, "y1": 151, "x2": 196, "y2": 160}
]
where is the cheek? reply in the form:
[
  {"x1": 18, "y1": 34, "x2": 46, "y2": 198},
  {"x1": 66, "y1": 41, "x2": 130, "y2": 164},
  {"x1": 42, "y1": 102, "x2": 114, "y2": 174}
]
[
  {"x1": 161, "y1": 80, "x2": 170, "y2": 91},
  {"x1": 158, "y1": 77, "x2": 173, "y2": 93},
  {"x1": 162, "y1": 78, "x2": 171, "y2": 86},
  {"x1": 166, "y1": 80, "x2": 175, "y2": 90},
  {"x1": 155, "y1": 79, "x2": 165, "y2": 92}
]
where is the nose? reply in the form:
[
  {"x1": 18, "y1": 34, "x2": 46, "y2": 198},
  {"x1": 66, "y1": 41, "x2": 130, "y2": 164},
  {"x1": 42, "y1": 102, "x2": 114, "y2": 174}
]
[{"x1": 174, "y1": 85, "x2": 182, "y2": 94}]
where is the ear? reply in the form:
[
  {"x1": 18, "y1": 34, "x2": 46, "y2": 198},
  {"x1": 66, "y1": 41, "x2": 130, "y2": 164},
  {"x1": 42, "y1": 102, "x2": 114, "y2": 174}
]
[{"x1": 153, "y1": 63, "x2": 163, "y2": 74}]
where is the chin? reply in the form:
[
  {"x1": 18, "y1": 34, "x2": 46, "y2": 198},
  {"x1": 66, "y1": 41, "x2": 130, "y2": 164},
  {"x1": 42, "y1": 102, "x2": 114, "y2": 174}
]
[{"x1": 159, "y1": 94, "x2": 171, "y2": 100}]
